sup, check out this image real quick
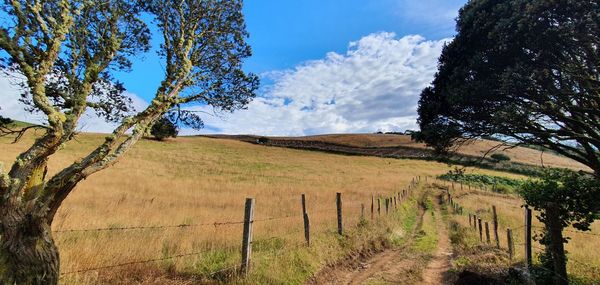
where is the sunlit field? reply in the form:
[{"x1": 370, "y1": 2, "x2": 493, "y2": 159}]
[
  {"x1": 0, "y1": 132, "x2": 532, "y2": 284},
  {"x1": 286, "y1": 133, "x2": 588, "y2": 171},
  {"x1": 442, "y1": 180, "x2": 600, "y2": 284}
]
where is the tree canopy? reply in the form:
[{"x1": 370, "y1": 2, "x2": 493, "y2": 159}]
[
  {"x1": 0, "y1": 1, "x2": 258, "y2": 283},
  {"x1": 415, "y1": 0, "x2": 600, "y2": 174}
]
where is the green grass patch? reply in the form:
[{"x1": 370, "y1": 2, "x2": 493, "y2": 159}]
[
  {"x1": 412, "y1": 198, "x2": 438, "y2": 254},
  {"x1": 438, "y1": 173, "x2": 524, "y2": 194}
]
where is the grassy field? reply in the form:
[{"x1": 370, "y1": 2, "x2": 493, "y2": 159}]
[
  {"x1": 439, "y1": 180, "x2": 600, "y2": 284},
  {"x1": 0, "y1": 132, "x2": 596, "y2": 284}
]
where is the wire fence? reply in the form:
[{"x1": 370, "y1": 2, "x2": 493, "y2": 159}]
[
  {"x1": 442, "y1": 179, "x2": 600, "y2": 282},
  {"x1": 56, "y1": 176, "x2": 424, "y2": 281}
]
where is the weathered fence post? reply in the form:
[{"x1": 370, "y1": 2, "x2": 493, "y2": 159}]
[
  {"x1": 336, "y1": 193, "x2": 343, "y2": 235},
  {"x1": 478, "y1": 218, "x2": 483, "y2": 242},
  {"x1": 361, "y1": 203, "x2": 365, "y2": 220},
  {"x1": 524, "y1": 205, "x2": 533, "y2": 269},
  {"x1": 301, "y1": 194, "x2": 307, "y2": 215},
  {"x1": 371, "y1": 195, "x2": 374, "y2": 220},
  {"x1": 301, "y1": 194, "x2": 310, "y2": 247},
  {"x1": 241, "y1": 198, "x2": 255, "y2": 275},
  {"x1": 492, "y1": 205, "x2": 500, "y2": 249},
  {"x1": 469, "y1": 214, "x2": 472, "y2": 227},
  {"x1": 473, "y1": 215, "x2": 477, "y2": 229},
  {"x1": 385, "y1": 198, "x2": 389, "y2": 215},
  {"x1": 507, "y1": 228, "x2": 514, "y2": 260},
  {"x1": 485, "y1": 221, "x2": 491, "y2": 244},
  {"x1": 378, "y1": 197, "x2": 381, "y2": 217}
]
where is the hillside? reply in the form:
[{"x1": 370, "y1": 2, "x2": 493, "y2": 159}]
[
  {"x1": 0, "y1": 132, "x2": 598, "y2": 284},
  {"x1": 207, "y1": 133, "x2": 588, "y2": 173}
]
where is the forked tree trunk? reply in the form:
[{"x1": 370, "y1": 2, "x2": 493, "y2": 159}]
[
  {"x1": 0, "y1": 203, "x2": 59, "y2": 285},
  {"x1": 546, "y1": 203, "x2": 568, "y2": 285}
]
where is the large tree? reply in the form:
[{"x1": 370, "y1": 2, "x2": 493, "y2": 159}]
[
  {"x1": 0, "y1": 0, "x2": 258, "y2": 284},
  {"x1": 415, "y1": 0, "x2": 600, "y2": 175},
  {"x1": 416, "y1": 1, "x2": 600, "y2": 284}
]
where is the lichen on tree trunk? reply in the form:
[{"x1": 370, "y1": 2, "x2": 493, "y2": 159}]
[{"x1": 0, "y1": 205, "x2": 60, "y2": 285}]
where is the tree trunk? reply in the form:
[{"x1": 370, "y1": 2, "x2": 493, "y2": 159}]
[
  {"x1": 546, "y1": 203, "x2": 569, "y2": 285},
  {"x1": 0, "y1": 205, "x2": 59, "y2": 285}
]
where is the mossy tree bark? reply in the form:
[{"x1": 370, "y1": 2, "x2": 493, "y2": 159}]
[
  {"x1": 0, "y1": 1, "x2": 258, "y2": 283},
  {"x1": 545, "y1": 203, "x2": 569, "y2": 285}
]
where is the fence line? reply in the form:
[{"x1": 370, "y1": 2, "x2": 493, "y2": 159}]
[
  {"x1": 53, "y1": 220, "x2": 246, "y2": 233},
  {"x1": 445, "y1": 184, "x2": 600, "y2": 282},
  {"x1": 58, "y1": 176, "x2": 424, "y2": 280}
]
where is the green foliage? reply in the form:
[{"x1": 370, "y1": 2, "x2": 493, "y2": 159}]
[
  {"x1": 520, "y1": 169, "x2": 600, "y2": 283},
  {"x1": 519, "y1": 169, "x2": 600, "y2": 232},
  {"x1": 150, "y1": 117, "x2": 178, "y2": 141},
  {"x1": 439, "y1": 172, "x2": 523, "y2": 193},
  {"x1": 416, "y1": 0, "x2": 600, "y2": 173},
  {"x1": 0, "y1": 116, "x2": 12, "y2": 126},
  {"x1": 490, "y1": 153, "x2": 510, "y2": 162}
]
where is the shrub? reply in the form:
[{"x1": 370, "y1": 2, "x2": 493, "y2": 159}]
[
  {"x1": 151, "y1": 117, "x2": 179, "y2": 141},
  {"x1": 490, "y1": 153, "x2": 511, "y2": 162}
]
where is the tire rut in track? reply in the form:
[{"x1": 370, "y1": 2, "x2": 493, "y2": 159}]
[
  {"x1": 305, "y1": 197, "x2": 428, "y2": 285},
  {"x1": 421, "y1": 195, "x2": 452, "y2": 285}
]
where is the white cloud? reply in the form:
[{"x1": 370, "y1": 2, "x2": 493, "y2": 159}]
[
  {"x1": 1, "y1": 32, "x2": 447, "y2": 136},
  {"x1": 189, "y1": 32, "x2": 448, "y2": 136},
  {"x1": 0, "y1": 75, "x2": 148, "y2": 133}
]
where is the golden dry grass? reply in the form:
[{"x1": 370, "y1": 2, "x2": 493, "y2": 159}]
[
  {"x1": 0, "y1": 132, "x2": 595, "y2": 284},
  {"x1": 0, "y1": 133, "x2": 463, "y2": 283},
  {"x1": 441, "y1": 180, "x2": 600, "y2": 283},
  {"x1": 285, "y1": 133, "x2": 589, "y2": 171}
]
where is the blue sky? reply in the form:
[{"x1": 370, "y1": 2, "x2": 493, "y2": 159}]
[
  {"x1": 1, "y1": 0, "x2": 468, "y2": 135},
  {"x1": 118, "y1": 0, "x2": 466, "y2": 100}
]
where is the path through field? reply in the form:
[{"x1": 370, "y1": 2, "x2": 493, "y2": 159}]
[
  {"x1": 306, "y1": 192, "x2": 452, "y2": 285},
  {"x1": 421, "y1": 199, "x2": 452, "y2": 285}
]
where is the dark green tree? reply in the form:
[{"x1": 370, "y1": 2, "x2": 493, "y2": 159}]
[
  {"x1": 520, "y1": 170, "x2": 600, "y2": 285},
  {"x1": 416, "y1": 0, "x2": 600, "y2": 175},
  {"x1": 0, "y1": 0, "x2": 258, "y2": 283},
  {"x1": 415, "y1": 1, "x2": 600, "y2": 284},
  {"x1": 151, "y1": 116, "x2": 179, "y2": 140}
]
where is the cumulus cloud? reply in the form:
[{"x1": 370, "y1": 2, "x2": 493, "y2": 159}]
[
  {"x1": 1, "y1": 32, "x2": 447, "y2": 136},
  {"x1": 191, "y1": 32, "x2": 448, "y2": 136},
  {"x1": 0, "y1": 74, "x2": 148, "y2": 133}
]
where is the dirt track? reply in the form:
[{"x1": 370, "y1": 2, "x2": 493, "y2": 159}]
[
  {"x1": 305, "y1": 192, "x2": 453, "y2": 285},
  {"x1": 421, "y1": 198, "x2": 452, "y2": 285}
]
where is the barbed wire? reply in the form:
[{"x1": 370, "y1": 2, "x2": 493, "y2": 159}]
[
  {"x1": 54, "y1": 178, "x2": 422, "y2": 281},
  {"x1": 59, "y1": 246, "x2": 237, "y2": 276},
  {"x1": 53, "y1": 220, "x2": 245, "y2": 233},
  {"x1": 563, "y1": 229, "x2": 600, "y2": 237}
]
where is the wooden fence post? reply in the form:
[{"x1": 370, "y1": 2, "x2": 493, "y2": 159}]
[
  {"x1": 492, "y1": 205, "x2": 500, "y2": 248},
  {"x1": 525, "y1": 205, "x2": 532, "y2": 269},
  {"x1": 385, "y1": 198, "x2": 389, "y2": 215},
  {"x1": 469, "y1": 214, "x2": 472, "y2": 227},
  {"x1": 485, "y1": 221, "x2": 491, "y2": 244},
  {"x1": 336, "y1": 193, "x2": 343, "y2": 235},
  {"x1": 371, "y1": 195, "x2": 374, "y2": 220},
  {"x1": 507, "y1": 228, "x2": 514, "y2": 260},
  {"x1": 301, "y1": 194, "x2": 310, "y2": 246},
  {"x1": 241, "y1": 198, "x2": 255, "y2": 275},
  {"x1": 478, "y1": 218, "x2": 483, "y2": 242},
  {"x1": 473, "y1": 215, "x2": 477, "y2": 229},
  {"x1": 301, "y1": 194, "x2": 307, "y2": 215},
  {"x1": 378, "y1": 197, "x2": 381, "y2": 217},
  {"x1": 361, "y1": 203, "x2": 365, "y2": 220}
]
